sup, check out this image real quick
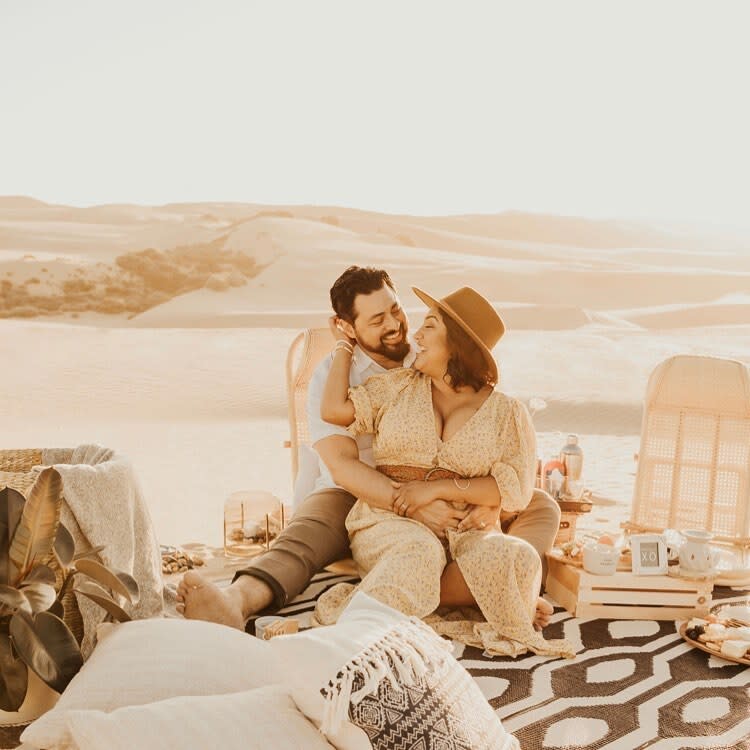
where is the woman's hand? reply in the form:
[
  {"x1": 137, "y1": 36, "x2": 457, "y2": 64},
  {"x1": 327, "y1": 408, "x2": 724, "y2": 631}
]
[
  {"x1": 457, "y1": 504, "x2": 500, "y2": 532},
  {"x1": 391, "y1": 480, "x2": 437, "y2": 516},
  {"x1": 328, "y1": 314, "x2": 356, "y2": 346},
  {"x1": 411, "y1": 500, "x2": 467, "y2": 539}
]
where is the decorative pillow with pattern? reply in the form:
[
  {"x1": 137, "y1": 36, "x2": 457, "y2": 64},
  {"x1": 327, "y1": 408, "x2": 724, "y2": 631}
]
[
  {"x1": 269, "y1": 592, "x2": 518, "y2": 750},
  {"x1": 320, "y1": 617, "x2": 519, "y2": 750}
]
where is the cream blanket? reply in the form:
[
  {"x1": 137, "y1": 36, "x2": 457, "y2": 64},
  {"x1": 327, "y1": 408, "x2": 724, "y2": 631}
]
[{"x1": 42, "y1": 444, "x2": 164, "y2": 657}]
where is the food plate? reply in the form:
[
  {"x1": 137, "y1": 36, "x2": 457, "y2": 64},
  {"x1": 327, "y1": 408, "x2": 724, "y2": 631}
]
[{"x1": 679, "y1": 601, "x2": 750, "y2": 667}]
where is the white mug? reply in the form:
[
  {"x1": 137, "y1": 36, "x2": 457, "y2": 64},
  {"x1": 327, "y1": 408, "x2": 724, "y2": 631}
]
[{"x1": 582, "y1": 543, "x2": 619, "y2": 575}]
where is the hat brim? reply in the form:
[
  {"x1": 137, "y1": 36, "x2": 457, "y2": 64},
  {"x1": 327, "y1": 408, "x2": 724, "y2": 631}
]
[{"x1": 412, "y1": 286, "x2": 499, "y2": 383}]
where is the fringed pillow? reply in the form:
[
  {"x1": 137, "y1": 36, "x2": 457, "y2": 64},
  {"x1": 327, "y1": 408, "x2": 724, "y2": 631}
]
[{"x1": 270, "y1": 592, "x2": 519, "y2": 750}]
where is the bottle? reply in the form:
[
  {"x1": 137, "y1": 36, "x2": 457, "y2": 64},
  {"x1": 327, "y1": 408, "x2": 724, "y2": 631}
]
[{"x1": 560, "y1": 434, "x2": 583, "y2": 498}]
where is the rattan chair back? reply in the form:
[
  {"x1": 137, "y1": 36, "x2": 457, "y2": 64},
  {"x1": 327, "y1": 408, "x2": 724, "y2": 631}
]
[
  {"x1": 285, "y1": 327, "x2": 335, "y2": 484},
  {"x1": 629, "y1": 355, "x2": 750, "y2": 544}
]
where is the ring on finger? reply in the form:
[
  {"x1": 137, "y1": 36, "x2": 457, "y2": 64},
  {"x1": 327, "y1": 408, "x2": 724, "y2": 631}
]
[{"x1": 480, "y1": 521, "x2": 487, "y2": 529}]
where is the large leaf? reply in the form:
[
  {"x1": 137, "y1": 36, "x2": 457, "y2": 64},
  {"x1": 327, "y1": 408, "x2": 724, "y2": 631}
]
[
  {"x1": 25, "y1": 564, "x2": 57, "y2": 586},
  {"x1": 115, "y1": 571, "x2": 140, "y2": 606},
  {"x1": 47, "y1": 598, "x2": 64, "y2": 619},
  {"x1": 0, "y1": 487, "x2": 26, "y2": 586},
  {"x1": 0, "y1": 584, "x2": 30, "y2": 617},
  {"x1": 53, "y1": 522, "x2": 75, "y2": 568},
  {"x1": 72, "y1": 544, "x2": 106, "y2": 562},
  {"x1": 20, "y1": 582, "x2": 57, "y2": 614},
  {"x1": 73, "y1": 559, "x2": 137, "y2": 604},
  {"x1": 74, "y1": 582, "x2": 131, "y2": 622},
  {"x1": 9, "y1": 610, "x2": 83, "y2": 694},
  {"x1": 0, "y1": 631, "x2": 28, "y2": 712},
  {"x1": 9, "y1": 468, "x2": 63, "y2": 583}
]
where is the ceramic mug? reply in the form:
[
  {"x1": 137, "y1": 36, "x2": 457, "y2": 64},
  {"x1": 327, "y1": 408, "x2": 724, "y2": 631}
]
[
  {"x1": 678, "y1": 529, "x2": 717, "y2": 573},
  {"x1": 582, "y1": 543, "x2": 619, "y2": 575}
]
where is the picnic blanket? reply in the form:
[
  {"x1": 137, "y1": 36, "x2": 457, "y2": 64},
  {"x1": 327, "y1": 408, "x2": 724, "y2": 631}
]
[{"x1": 256, "y1": 571, "x2": 750, "y2": 749}]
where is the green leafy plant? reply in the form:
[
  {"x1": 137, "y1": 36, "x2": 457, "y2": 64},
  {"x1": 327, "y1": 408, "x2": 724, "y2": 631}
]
[{"x1": 0, "y1": 468, "x2": 139, "y2": 712}]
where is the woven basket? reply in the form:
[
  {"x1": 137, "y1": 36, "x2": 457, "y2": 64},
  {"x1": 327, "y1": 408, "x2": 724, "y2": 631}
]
[{"x1": 0, "y1": 449, "x2": 84, "y2": 644}]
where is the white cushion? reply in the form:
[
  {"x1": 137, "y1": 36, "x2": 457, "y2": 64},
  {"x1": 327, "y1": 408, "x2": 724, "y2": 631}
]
[
  {"x1": 269, "y1": 592, "x2": 518, "y2": 750},
  {"x1": 268, "y1": 592, "x2": 407, "y2": 749},
  {"x1": 65, "y1": 685, "x2": 334, "y2": 750},
  {"x1": 22, "y1": 617, "x2": 281, "y2": 750}
]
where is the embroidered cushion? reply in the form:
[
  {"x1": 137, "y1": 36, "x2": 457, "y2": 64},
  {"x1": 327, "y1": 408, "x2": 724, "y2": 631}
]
[{"x1": 269, "y1": 592, "x2": 518, "y2": 750}]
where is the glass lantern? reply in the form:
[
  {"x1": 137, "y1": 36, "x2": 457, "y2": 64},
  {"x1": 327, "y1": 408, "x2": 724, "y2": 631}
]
[{"x1": 223, "y1": 490, "x2": 284, "y2": 557}]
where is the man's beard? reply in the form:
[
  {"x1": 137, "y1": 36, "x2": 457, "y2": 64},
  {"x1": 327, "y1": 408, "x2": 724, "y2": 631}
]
[{"x1": 358, "y1": 325, "x2": 410, "y2": 363}]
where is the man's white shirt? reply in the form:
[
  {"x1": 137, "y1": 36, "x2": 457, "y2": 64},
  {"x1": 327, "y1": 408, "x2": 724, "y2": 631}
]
[{"x1": 297, "y1": 342, "x2": 416, "y2": 499}]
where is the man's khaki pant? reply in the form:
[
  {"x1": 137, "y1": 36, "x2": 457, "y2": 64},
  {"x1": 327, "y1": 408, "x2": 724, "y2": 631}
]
[{"x1": 236, "y1": 488, "x2": 560, "y2": 610}]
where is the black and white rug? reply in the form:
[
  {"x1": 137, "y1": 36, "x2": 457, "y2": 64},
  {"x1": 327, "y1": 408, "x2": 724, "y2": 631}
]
[{"x1": 266, "y1": 573, "x2": 750, "y2": 750}]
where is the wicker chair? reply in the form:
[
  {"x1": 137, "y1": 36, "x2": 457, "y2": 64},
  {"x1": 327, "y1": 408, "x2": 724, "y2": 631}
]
[
  {"x1": 285, "y1": 327, "x2": 335, "y2": 485},
  {"x1": 284, "y1": 327, "x2": 357, "y2": 574},
  {"x1": 628, "y1": 355, "x2": 750, "y2": 547}
]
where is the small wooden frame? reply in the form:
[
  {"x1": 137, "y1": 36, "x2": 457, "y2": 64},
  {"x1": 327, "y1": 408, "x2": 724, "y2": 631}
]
[
  {"x1": 546, "y1": 553, "x2": 713, "y2": 620},
  {"x1": 630, "y1": 533, "x2": 668, "y2": 575}
]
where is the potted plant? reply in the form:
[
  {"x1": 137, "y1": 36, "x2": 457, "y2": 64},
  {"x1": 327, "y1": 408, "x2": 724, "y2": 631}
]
[{"x1": 0, "y1": 467, "x2": 139, "y2": 720}]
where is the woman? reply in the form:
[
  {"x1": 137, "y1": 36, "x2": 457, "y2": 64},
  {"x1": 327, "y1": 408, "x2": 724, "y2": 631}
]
[{"x1": 315, "y1": 285, "x2": 573, "y2": 659}]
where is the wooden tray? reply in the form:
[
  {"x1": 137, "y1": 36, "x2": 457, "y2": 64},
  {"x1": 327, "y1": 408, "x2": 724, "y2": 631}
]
[{"x1": 679, "y1": 622, "x2": 750, "y2": 667}]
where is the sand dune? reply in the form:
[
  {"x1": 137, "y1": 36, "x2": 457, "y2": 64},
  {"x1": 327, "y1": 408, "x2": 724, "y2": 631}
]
[{"x1": 2, "y1": 197, "x2": 750, "y2": 545}]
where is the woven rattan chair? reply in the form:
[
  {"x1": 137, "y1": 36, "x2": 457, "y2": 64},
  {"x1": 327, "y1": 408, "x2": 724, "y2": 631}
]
[
  {"x1": 285, "y1": 327, "x2": 335, "y2": 485},
  {"x1": 628, "y1": 355, "x2": 750, "y2": 547},
  {"x1": 285, "y1": 327, "x2": 356, "y2": 574}
]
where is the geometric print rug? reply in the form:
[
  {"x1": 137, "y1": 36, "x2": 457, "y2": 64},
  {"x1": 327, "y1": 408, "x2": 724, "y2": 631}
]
[{"x1": 268, "y1": 574, "x2": 750, "y2": 750}]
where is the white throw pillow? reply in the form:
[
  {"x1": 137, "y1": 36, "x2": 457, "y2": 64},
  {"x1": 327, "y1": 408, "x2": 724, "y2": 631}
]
[
  {"x1": 268, "y1": 592, "x2": 408, "y2": 749},
  {"x1": 65, "y1": 685, "x2": 334, "y2": 750},
  {"x1": 22, "y1": 618, "x2": 281, "y2": 750},
  {"x1": 269, "y1": 592, "x2": 518, "y2": 750}
]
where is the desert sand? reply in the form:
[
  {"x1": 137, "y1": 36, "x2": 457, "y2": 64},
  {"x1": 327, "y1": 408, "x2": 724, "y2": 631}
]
[{"x1": 2, "y1": 197, "x2": 749, "y2": 548}]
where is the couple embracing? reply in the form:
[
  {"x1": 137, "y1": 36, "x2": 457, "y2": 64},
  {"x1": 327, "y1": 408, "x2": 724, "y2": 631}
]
[{"x1": 179, "y1": 266, "x2": 574, "y2": 659}]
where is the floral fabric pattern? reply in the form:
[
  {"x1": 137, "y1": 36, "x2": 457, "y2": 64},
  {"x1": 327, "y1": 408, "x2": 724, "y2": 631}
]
[{"x1": 315, "y1": 368, "x2": 574, "y2": 659}]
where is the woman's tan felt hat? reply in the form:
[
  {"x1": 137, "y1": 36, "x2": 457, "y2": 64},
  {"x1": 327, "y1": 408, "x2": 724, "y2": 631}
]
[{"x1": 411, "y1": 286, "x2": 505, "y2": 382}]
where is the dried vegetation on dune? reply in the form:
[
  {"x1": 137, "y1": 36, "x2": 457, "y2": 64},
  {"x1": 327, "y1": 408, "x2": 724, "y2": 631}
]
[{"x1": 0, "y1": 240, "x2": 259, "y2": 318}]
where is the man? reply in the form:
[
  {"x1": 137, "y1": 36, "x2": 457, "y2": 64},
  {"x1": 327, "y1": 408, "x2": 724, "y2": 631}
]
[{"x1": 177, "y1": 266, "x2": 558, "y2": 628}]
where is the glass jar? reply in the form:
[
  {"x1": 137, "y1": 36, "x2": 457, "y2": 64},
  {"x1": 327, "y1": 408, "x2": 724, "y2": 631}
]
[{"x1": 223, "y1": 490, "x2": 282, "y2": 557}]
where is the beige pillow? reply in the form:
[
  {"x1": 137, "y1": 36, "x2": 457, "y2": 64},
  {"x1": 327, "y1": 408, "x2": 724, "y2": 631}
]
[
  {"x1": 22, "y1": 617, "x2": 281, "y2": 750},
  {"x1": 65, "y1": 685, "x2": 334, "y2": 750},
  {"x1": 268, "y1": 592, "x2": 409, "y2": 749},
  {"x1": 269, "y1": 592, "x2": 518, "y2": 750}
]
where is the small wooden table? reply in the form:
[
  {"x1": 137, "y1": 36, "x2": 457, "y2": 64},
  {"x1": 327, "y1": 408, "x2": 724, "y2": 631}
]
[{"x1": 546, "y1": 551, "x2": 713, "y2": 620}]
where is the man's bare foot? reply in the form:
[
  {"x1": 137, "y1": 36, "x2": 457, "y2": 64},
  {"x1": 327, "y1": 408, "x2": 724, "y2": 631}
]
[
  {"x1": 534, "y1": 597, "x2": 554, "y2": 631},
  {"x1": 176, "y1": 571, "x2": 246, "y2": 630}
]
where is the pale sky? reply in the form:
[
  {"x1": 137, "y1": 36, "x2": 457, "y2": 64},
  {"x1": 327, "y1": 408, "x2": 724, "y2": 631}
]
[{"x1": 1, "y1": 0, "x2": 749, "y2": 230}]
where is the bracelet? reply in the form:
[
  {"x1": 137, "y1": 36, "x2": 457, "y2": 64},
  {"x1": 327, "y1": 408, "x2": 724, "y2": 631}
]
[
  {"x1": 333, "y1": 341, "x2": 354, "y2": 356},
  {"x1": 453, "y1": 477, "x2": 470, "y2": 491}
]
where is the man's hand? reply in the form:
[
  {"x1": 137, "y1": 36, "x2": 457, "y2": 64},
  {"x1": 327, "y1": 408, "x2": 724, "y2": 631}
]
[
  {"x1": 392, "y1": 480, "x2": 437, "y2": 516},
  {"x1": 411, "y1": 500, "x2": 467, "y2": 539},
  {"x1": 458, "y1": 504, "x2": 500, "y2": 532}
]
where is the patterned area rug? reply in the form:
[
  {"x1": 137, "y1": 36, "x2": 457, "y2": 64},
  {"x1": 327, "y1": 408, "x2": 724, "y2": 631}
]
[{"x1": 263, "y1": 574, "x2": 750, "y2": 750}]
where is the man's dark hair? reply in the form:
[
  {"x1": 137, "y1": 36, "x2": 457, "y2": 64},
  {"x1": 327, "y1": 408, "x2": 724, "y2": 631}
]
[
  {"x1": 443, "y1": 314, "x2": 497, "y2": 390},
  {"x1": 329, "y1": 266, "x2": 396, "y2": 323}
]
